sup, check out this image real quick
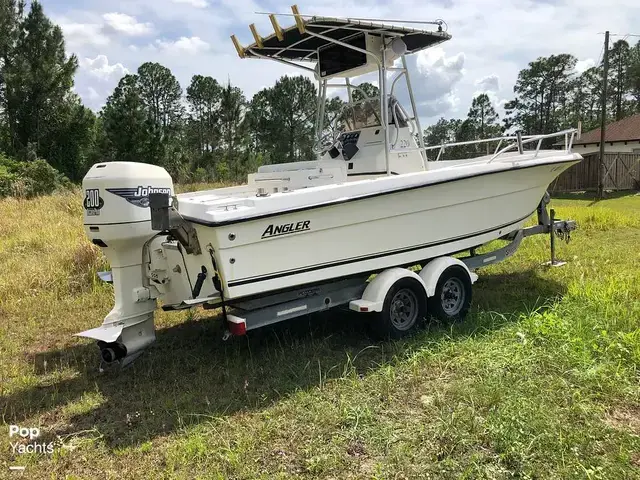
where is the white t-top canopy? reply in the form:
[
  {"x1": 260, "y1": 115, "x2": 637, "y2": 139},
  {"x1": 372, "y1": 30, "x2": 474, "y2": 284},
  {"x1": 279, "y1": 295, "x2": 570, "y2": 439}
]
[{"x1": 232, "y1": 12, "x2": 451, "y2": 63}]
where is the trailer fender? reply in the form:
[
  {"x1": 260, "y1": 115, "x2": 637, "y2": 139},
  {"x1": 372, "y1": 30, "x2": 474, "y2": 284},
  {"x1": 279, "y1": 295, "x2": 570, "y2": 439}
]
[
  {"x1": 418, "y1": 257, "x2": 478, "y2": 297},
  {"x1": 349, "y1": 268, "x2": 427, "y2": 313}
]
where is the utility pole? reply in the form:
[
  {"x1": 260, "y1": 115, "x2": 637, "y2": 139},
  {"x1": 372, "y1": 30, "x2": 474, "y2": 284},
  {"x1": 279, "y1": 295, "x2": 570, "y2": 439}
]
[{"x1": 598, "y1": 30, "x2": 609, "y2": 199}]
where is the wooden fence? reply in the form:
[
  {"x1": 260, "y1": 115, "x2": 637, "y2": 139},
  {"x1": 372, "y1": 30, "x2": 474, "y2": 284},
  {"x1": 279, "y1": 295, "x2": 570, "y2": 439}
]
[{"x1": 549, "y1": 152, "x2": 640, "y2": 193}]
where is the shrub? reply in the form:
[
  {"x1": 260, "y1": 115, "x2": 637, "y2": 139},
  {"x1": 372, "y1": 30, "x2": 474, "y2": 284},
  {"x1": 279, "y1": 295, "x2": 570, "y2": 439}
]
[
  {"x1": 0, "y1": 164, "x2": 18, "y2": 197},
  {"x1": 0, "y1": 153, "x2": 72, "y2": 198},
  {"x1": 194, "y1": 167, "x2": 209, "y2": 182},
  {"x1": 214, "y1": 161, "x2": 230, "y2": 182}
]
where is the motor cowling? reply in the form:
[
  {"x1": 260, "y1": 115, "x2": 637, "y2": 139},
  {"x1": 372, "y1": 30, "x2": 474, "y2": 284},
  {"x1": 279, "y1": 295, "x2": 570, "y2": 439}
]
[
  {"x1": 83, "y1": 161, "x2": 173, "y2": 267},
  {"x1": 83, "y1": 162, "x2": 173, "y2": 242}
]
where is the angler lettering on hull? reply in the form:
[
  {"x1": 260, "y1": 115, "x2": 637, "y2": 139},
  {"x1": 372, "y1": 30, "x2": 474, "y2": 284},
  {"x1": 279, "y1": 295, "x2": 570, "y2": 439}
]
[{"x1": 262, "y1": 220, "x2": 311, "y2": 239}]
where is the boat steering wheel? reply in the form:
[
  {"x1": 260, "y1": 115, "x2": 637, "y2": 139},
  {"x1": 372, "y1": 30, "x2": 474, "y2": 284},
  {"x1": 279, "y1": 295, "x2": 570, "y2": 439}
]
[{"x1": 313, "y1": 127, "x2": 342, "y2": 154}]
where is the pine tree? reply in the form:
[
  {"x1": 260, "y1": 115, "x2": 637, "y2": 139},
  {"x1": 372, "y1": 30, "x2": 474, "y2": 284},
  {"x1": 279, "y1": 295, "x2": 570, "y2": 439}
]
[
  {"x1": 467, "y1": 93, "x2": 500, "y2": 139},
  {"x1": 608, "y1": 40, "x2": 631, "y2": 120}
]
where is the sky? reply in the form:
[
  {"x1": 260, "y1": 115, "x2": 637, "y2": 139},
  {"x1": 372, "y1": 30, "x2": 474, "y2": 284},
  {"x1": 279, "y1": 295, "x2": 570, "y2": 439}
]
[{"x1": 41, "y1": 0, "x2": 640, "y2": 126}]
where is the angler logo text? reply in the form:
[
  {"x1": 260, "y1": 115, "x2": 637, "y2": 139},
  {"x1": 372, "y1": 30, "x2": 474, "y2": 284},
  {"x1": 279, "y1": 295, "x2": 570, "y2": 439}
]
[{"x1": 262, "y1": 220, "x2": 310, "y2": 239}]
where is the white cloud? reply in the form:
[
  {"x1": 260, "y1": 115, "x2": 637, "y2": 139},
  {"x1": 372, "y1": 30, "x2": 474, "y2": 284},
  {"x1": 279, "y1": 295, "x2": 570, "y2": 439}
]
[
  {"x1": 172, "y1": 0, "x2": 209, "y2": 7},
  {"x1": 103, "y1": 13, "x2": 153, "y2": 37},
  {"x1": 575, "y1": 58, "x2": 595, "y2": 74},
  {"x1": 58, "y1": 22, "x2": 110, "y2": 48},
  {"x1": 81, "y1": 55, "x2": 129, "y2": 81},
  {"x1": 87, "y1": 87, "x2": 100, "y2": 100},
  {"x1": 475, "y1": 74, "x2": 500, "y2": 93},
  {"x1": 414, "y1": 47, "x2": 465, "y2": 116},
  {"x1": 152, "y1": 36, "x2": 211, "y2": 55},
  {"x1": 49, "y1": 0, "x2": 640, "y2": 122}
]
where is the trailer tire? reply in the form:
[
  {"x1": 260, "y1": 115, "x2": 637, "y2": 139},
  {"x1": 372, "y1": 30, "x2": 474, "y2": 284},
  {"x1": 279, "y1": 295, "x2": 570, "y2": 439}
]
[
  {"x1": 372, "y1": 277, "x2": 427, "y2": 339},
  {"x1": 428, "y1": 265, "x2": 472, "y2": 322}
]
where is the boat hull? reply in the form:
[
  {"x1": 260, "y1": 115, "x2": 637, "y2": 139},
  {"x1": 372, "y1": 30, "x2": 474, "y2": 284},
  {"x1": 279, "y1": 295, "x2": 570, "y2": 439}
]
[{"x1": 192, "y1": 159, "x2": 578, "y2": 299}]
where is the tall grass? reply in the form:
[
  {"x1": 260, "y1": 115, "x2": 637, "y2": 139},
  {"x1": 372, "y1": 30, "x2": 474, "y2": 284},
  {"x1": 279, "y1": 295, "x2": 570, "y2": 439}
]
[{"x1": 0, "y1": 190, "x2": 639, "y2": 479}]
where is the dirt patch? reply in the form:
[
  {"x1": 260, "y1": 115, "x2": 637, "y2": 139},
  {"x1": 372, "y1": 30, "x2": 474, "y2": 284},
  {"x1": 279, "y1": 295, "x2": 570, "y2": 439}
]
[
  {"x1": 346, "y1": 439, "x2": 366, "y2": 457},
  {"x1": 604, "y1": 405, "x2": 640, "y2": 435}
]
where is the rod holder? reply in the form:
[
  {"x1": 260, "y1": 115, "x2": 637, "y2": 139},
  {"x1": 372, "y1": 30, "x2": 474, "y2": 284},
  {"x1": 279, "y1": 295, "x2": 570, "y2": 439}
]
[
  {"x1": 230, "y1": 35, "x2": 245, "y2": 58},
  {"x1": 269, "y1": 14, "x2": 284, "y2": 41},
  {"x1": 249, "y1": 24, "x2": 263, "y2": 48},
  {"x1": 291, "y1": 4, "x2": 305, "y2": 33}
]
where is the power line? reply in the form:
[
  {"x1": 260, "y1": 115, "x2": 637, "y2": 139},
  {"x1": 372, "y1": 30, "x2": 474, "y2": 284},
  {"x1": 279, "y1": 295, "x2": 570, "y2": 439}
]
[{"x1": 595, "y1": 42, "x2": 605, "y2": 67}]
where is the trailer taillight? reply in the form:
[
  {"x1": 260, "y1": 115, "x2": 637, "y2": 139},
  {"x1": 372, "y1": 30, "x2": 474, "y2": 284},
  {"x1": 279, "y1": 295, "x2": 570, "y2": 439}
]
[{"x1": 227, "y1": 316, "x2": 247, "y2": 336}]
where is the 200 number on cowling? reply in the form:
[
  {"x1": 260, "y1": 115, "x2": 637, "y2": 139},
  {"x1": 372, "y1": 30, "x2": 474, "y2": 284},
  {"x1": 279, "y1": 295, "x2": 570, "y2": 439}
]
[{"x1": 84, "y1": 188, "x2": 104, "y2": 215}]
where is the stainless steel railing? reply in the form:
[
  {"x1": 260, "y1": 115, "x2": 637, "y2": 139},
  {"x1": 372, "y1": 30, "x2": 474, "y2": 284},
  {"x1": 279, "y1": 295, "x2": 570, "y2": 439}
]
[{"x1": 389, "y1": 128, "x2": 579, "y2": 163}]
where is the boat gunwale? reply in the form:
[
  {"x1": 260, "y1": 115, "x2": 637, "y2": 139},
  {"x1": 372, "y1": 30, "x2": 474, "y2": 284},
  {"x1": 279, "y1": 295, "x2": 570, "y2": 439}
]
[{"x1": 180, "y1": 156, "x2": 581, "y2": 227}]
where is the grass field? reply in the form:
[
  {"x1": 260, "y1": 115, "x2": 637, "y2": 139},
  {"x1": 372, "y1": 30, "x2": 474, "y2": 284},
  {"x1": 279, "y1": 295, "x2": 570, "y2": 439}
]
[{"x1": 1, "y1": 189, "x2": 639, "y2": 479}]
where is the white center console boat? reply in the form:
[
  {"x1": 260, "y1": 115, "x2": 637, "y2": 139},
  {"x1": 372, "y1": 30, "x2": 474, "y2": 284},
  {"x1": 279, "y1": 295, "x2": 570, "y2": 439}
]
[{"x1": 78, "y1": 6, "x2": 581, "y2": 366}]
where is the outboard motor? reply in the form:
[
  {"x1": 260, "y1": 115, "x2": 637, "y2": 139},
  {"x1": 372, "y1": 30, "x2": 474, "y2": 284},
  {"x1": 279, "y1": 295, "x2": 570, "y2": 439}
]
[{"x1": 77, "y1": 162, "x2": 174, "y2": 366}]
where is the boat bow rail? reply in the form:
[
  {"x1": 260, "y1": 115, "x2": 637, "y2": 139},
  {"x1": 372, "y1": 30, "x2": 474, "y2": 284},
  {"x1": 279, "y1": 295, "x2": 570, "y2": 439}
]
[{"x1": 397, "y1": 128, "x2": 580, "y2": 163}]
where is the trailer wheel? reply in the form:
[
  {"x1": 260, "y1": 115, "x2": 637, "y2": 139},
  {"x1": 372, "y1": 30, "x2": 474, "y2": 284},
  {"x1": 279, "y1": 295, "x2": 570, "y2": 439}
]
[
  {"x1": 373, "y1": 277, "x2": 427, "y2": 339},
  {"x1": 428, "y1": 265, "x2": 472, "y2": 322}
]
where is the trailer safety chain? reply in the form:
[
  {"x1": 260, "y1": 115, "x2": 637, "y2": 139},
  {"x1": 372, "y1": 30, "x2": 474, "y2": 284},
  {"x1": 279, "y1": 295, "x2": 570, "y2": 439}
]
[{"x1": 556, "y1": 228, "x2": 571, "y2": 244}]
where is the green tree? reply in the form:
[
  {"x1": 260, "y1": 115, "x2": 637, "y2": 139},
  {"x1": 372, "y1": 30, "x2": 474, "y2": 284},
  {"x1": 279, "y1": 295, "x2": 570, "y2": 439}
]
[
  {"x1": 247, "y1": 75, "x2": 316, "y2": 164},
  {"x1": 43, "y1": 95, "x2": 96, "y2": 180},
  {"x1": 504, "y1": 54, "x2": 577, "y2": 134},
  {"x1": 186, "y1": 75, "x2": 221, "y2": 168},
  {"x1": 5, "y1": 1, "x2": 77, "y2": 151},
  {"x1": 627, "y1": 40, "x2": 640, "y2": 111},
  {"x1": 0, "y1": 0, "x2": 25, "y2": 151},
  {"x1": 608, "y1": 40, "x2": 631, "y2": 120},
  {"x1": 424, "y1": 117, "x2": 457, "y2": 146},
  {"x1": 570, "y1": 66, "x2": 602, "y2": 131},
  {"x1": 101, "y1": 63, "x2": 184, "y2": 172},
  {"x1": 137, "y1": 62, "x2": 183, "y2": 129},
  {"x1": 101, "y1": 74, "x2": 149, "y2": 164},
  {"x1": 1, "y1": 1, "x2": 93, "y2": 180},
  {"x1": 136, "y1": 62, "x2": 183, "y2": 168},
  {"x1": 467, "y1": 93, "x2": 500, "y2": 139},
  {"x1": 322, "y1": 95, "x2": 346, "y2": 142},
  {"x1": 352, "y1": 82, "x2": 379, "y2": 102},
  {"x1": 423, "y1": 117, "x2": 485, "y2": 160},
  {"x1": 219, "y1": 81, "x2": 247, "y2": 179}
]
